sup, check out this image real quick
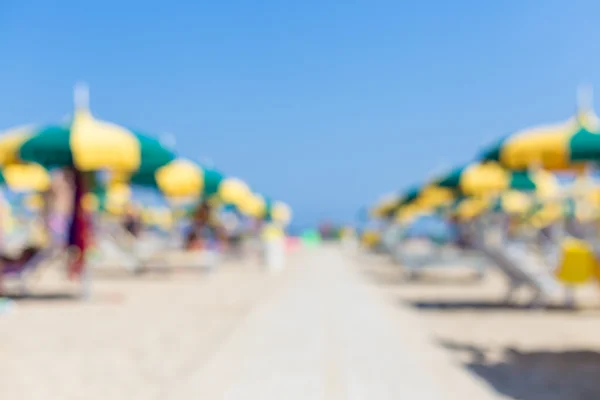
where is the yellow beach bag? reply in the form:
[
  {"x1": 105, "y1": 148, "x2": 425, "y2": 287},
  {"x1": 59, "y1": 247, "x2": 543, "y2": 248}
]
[{"x1": 555, "y1": 237, "x2": 595, "y2": 285}]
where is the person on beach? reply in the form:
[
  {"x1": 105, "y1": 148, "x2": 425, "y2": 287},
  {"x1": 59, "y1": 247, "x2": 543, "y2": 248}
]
[
  {"x1": 185, "y1": 201, "x2": 227, "y2": 251},
  {"x1": 123, "y1": 205, "x2": 142, "y2": 238},
  {"x1": 448, "y1": 215, "x2": 474, "y2": 250}
]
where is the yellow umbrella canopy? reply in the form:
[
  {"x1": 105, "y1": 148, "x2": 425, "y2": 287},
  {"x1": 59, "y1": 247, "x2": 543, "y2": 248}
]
[
  {"x1": 24, "y1": 193, "x2": 44, "y2": 211},
  {"x1": 413, "y1": 185, "x2": 455, "y2": 209},
  {"x1": 480, "y1": 94, "x2": 600, "y2": 171},
  {"x1": 118, "y1": 158, "x2": 252, "y2": 208},
  {"x1": 82, "y1": 182, "x2": 132, "y2": 214},
  {"x1": 370, "y1": 193, "x2": 400, "y2": 218},
  {"x1": 0, "y1": 163, "x2": 50, "y2": 192},
  {"x1": 0, "y1": 85, "x2": 176, "y2": 174},
  {"x1": 154, "y1": 159, "x2": 203, "y2": 197},
  {"x1": 496, "y1": 190, "x2": 534, "y2": 215},
  {"x1": 140, "y1": 206, "x2": 173, "y2": 230},
  {"x1": 271, "y1": 201, "x2": 292, "y2": 225},
  {"x1": 394, "y1": 200, "x2": 432, "y2": 223},
  {"x1": 434, "y1": 162, "x2": 559, "y2": 198},
  {"x1": 243, "y1": 193, "x2": 267, "y2": 218},
  {"x1": 435, "y1": 162, "x2": 514, "y2": 197},
  {"x1": 452, "y1": 196, "x2": 491, "y2": 221}
]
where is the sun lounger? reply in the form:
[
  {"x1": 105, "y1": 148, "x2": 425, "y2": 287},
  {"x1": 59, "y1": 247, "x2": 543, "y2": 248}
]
[
  {"x1": 3, "y1": 246, "x2": 64, "y2": 296},
  {"x1": 393, "y1": 238, "x2": 487, "y2": 280},
  {"x1": 475, "y1": 239, "x2": 566, "y2": 307}
]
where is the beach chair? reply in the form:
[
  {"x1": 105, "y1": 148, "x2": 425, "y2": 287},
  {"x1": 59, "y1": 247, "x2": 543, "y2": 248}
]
[
  {"x1": 3, "y1": 245, "x2": 66, "y2": 296},
  {"x1": 392, "y1": 220, "x2": 487, "y2": 280},
  {"x1": 394, "y1": 238, "x2": 487, "y2": 280},
  {"x1": 475, "y1": 238, "x2": 567, "y2": 307},
  {"x1": 2, "y1": 214, "x2": 71, "y2": 296},
  {"x1": 92, "y1": 219, "x2": 175, "y2": 271}
]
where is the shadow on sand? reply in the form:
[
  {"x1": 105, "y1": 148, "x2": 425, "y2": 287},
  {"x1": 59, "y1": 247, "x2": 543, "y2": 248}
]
[
  {"x1": 405, "y1": 299, "x2": 573, "y2": 311},
  {"x1": 440, "y1": 340, "x2": 600, "y2": 400},
  {"x1": 7, "y1": 292, "x2": 77, "y2": 302},
  {"x1": 362, "y1": 267, "x2": 484, "y2": 288}
]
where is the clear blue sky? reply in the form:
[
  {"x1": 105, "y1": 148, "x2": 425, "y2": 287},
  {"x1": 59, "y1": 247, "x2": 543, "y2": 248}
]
[{"x1": 1, "y1": 0, "x2": 600, "y2": 227}]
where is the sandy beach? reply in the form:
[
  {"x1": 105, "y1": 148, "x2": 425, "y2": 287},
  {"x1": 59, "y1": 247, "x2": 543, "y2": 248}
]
[
  {"x1": 0, "y1": 245, "x2": 500, "y2": 400},
  {"x1": 6, "y1": 244, "x2": 600, "y2": 399},
  {"x1": 359, "y1": 251, "x2": 600, "y2": 400},
  {"x1": 0, "y1": 253, "x2": 287, "y2": 399}
]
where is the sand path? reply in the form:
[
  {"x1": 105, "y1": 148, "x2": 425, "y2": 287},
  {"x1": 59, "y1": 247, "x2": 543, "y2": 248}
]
[{"x1": 1, "y1": 246, "x2": 495, "y2": 399}]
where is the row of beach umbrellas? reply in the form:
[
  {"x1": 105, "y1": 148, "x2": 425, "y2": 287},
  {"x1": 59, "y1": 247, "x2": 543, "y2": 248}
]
[
  {"x1": 0, "y1": 84, "x2": 292, "y2": 225},
  {"x1": 370, "y1": 90, "x2": 600, "y2": 226}
]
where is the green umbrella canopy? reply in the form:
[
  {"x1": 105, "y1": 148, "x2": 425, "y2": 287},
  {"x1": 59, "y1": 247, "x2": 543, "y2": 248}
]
[
  {"x1": 381, "y1": 186, "x2": 420, "y2": 218},
  {"x1": 479, "y1": 106, "x2": 600, "y2": 171},
  {"x1": 127, "y1": 162, "x2": 225, "y2": 197},
  {"x1": 2, "y1": 87, "x2": 176, "y2": 174},
  {"x1": 120, "y1": 159, "x2": 253, "y2": 210},
  {"x1": 433, "y1": 162, "x2": 558, "y2": 197}
]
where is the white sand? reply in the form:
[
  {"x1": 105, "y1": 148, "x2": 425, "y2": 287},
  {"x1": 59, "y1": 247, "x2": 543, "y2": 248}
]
[
  {"x1": 0, "y1": 256, "x2": 284, "y2": 399},
  {"x1": 360, "y1": 252, "x2": 600, "y2": 400},
  {"x1": 0, "y1": 245, "x2": 500, "y2": 399}
]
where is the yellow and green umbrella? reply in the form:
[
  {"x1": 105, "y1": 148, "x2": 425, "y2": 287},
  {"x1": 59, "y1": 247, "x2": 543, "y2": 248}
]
[
  {"x1": 116, "y1": 158, "x2": 252, "y2": 209},
  {"x1": 24, "y1": 193, "x2": 44, "y2": 212},
  {"x1": 140, "y1": 206, "x2": 173, "y2": 230},
  {"x1": 370, "y1": 193, "x2": 400, "y2": 218},
  {"x1": 371, "y1": 185, "x2": 454, "y2": 219},
  {"x1": 394, "y1": 202, "x2": 432, "y2": 224},
  {"x1": 451, "y1": 196, "x2": 491, "y2": 221},
  {"x1": 83, "y1": 182, "x2": 132, "y2": 215},
  {"x1": 479, "y1": 108, "x2": 600, "y2": 171},
  {"x1": 433, "y1": 162, "x2": 558, "y2": 198},
  {"x1": 270, "y1": 201, "x2": 292, "y2": 226},
  {"x1": 411, "y1": 185, "x2": 455, "y2": 209},
  {"x1": 0, "y1": 86, "x2": 177, "y2": 280},
  {"x1": 490, "y1": 190, "x2": 534, "y2": 215},
  {"x1": 236, "y1": 193, "x2": 288, "y2": 223},
  {"x1": 380, "y1": 186, "x2": 421, "y2": 219},
  {"x1": 0, "y1": 88, "x2": 175, "y2": 174},
  {"x1": 0, "y1": 163, "x2": 50, "y2": 192},
  {"x1": 237, "y1": 192, "x2": 267, "y2": 218}
]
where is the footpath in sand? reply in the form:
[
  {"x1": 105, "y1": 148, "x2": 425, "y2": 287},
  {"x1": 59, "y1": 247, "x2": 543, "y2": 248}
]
[
  {"x1": 1, "y1": 246, "x2": 497, "y2": 399},
  {"x1": 175, "y1": 245, "x2": 496, "y2": 399}
]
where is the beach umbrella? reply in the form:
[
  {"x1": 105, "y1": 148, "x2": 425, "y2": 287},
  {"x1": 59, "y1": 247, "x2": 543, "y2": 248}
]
[
  {"x1": 237, "y1": 193, "x2": 279, "y2": 222},
  {"x1": 83, "y1": 182, "x2": 131, "y2": 215},
  {"x1": 479, "y1": 92, "x2": 600, "y2": 171},
  {"x1": 270, "y1": 201, "x2": 292, "y2": 226},
  {"x1": 116, "y1": 158, "x2": 252, "y2": 209},
  {"x1": 0, "y1": 87, "x2": 175, "y2": 174},
  {"x1": 377, "y1": 186, "x2": 421, "y2": 219},
  {"x1": 0, "y1": 85, "x2": 176, "y2": 279},
  {"x1": 491, "y1": 190, "x2": 535, "y2": 215},
  {"x1": 449, "y1": 196, "x2": 491, "y2": 221},
  {"x1": 370, "y1": 193, "x2": 400, "y2": 218},
  {"x1": 372, "y1": 185, "x2": 455, "y2": 223},
  {"x1": 433, "y1": 162, "x2": 559, "y2": 198},
  {"x1": 394, "y1": 203, "x2": 431, "y2": 224},
  {"x1": 412, "y1": 185, "x2": 455, "y2": 209},
  {"x1": 237, "y1": 192, "x2": 266, "y2": 218},
  {"x1": 23, "y1": 193, "x2": 44, "y2": 212},
  {"x1": 0, "y1": 163, "x2": 50, "y2": 192}
]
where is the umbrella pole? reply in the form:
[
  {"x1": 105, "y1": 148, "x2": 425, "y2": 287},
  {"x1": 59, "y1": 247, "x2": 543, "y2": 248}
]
[{"x1": 67, "y1": 168, "x2": 92, "y2": 297}]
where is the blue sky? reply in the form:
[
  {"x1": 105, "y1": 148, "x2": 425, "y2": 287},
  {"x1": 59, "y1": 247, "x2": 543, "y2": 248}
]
[{"x1": 1, "y1": 1, "x2": 600, "y2": 227}]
